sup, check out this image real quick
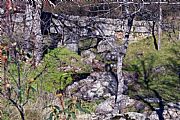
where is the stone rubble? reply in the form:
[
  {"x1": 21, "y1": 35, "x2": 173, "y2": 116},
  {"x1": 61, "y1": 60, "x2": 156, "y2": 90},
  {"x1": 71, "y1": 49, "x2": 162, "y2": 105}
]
[
  {"x1": 65, "y1": 70, "x2": 180, "y2": 120},
  {"x1": 65, "y1": 72, "x2": 117, "y2": 101}
]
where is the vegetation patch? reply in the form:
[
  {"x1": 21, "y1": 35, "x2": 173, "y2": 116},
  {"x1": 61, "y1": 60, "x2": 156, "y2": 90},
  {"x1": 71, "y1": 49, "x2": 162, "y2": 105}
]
[{"x1": 124, "y1": 35, "x2": 180, "y2": 107}]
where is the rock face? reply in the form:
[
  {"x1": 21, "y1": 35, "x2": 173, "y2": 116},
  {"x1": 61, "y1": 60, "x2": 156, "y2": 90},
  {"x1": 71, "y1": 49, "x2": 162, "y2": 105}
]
[
  {"x1": 65, "y1": 72, "x2": 117, "y2": 101},
  {"x1": 51, "y1": 14, "x2": 124, "y2": 52},
  {"x1": 51, "y1": 15, "x2": 124, "y2": 36},
  {"x1": 50, "y1": 14, "x2": 152, "y2": 52}
]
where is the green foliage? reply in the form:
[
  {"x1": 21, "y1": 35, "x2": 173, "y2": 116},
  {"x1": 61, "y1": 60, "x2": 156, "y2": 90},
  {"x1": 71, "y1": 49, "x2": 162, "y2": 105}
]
[
  {"x1": 125, "y1": 36, "x2": 180, "y2": 104},
  {"x1": 80, "y1": 99, "x2": 104, "y2": 113},
  {"x1": 45, "y1": 98, "x2": 91, "y2": 120},
  {"x1": 40, "y1": 72, "x2": 73, "y2": 93},
  {"x1": 43, "y1": 47, "x2": 91, "y2": 73},
  {"x1": 0, "y1": 46, "x2": 92, "y2": 119},
  {"x1": 35, "y1": 47, "x2": 91, "y2": 93}
]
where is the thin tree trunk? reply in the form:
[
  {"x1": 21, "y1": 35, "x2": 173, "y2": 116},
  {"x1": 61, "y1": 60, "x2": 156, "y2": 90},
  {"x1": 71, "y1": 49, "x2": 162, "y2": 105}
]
[
  {"x1": 152, "y1": 21, "x2": 158, "y2": 50},
  {"x1": 117, "y1": 54, "x2": 123, "y2": 94},
  {"x1": 115, "y1": 1, "x2": 136, "y2": 114},
  {"x1": 116, "y1": 16, "x2": 134, "y2": 95},
  {"x1": 158, "y1": 2, "x2": 162, "y2": 50}
]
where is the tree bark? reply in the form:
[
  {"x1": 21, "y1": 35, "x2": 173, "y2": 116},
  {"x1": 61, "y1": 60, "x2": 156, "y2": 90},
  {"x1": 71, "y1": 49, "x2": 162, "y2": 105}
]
[
  {"x1": 115, "y1": 0, "x2": 137, "y2": 113},
  {"x1": 116, "y1": 16, "x2": 134, "y2": 95},
  {"x1": 158, "y1": 2, "x2": 162, "y2": 50}
]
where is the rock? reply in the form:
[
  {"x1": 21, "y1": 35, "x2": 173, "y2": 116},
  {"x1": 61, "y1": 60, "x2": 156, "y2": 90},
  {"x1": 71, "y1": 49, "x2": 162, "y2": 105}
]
[
  {"x1": 92, "y1": 81, "x2": 101, "y2": 90},
  {"x1": 86, "y1": 90, "x2": 95, "y2": 100},
  {"x1": 167, "y1": 102, "x2": 180, "y2": 109},
  {"x1": 163, "y1": 110, "x2": 168, "y2": 115},
  {"x1": 135, "y1": 101, "x2": 145, "y2": 112},
  {"x1": 95, "y1": 96, "x2": 116, "y2": 114},
  {"x1": 101, "y1": 72, "x2": 117, "y2": 95},
  {"x1": 95, "y1": 97, "x2": 115, "y2": 115},
  {"x1": 105, "y1": 51, "x2": 118, "y2": 61},
  {"x1": 12, "y1": 13, "x2": 24, "y2": 23},
  {"x1": 102, "y1": 81, "x2": 109, "y2": 86},
  {"x1": 81, "y1": 50, "x2": 96, "y2": 63},
  {"x1": 177, "y1": 110, "x2": 180, "y2": 116},
  {"x1": 76, "y1": 114, "x2": 92, "y2": 120},
  {"x1": 95, "y1": 95, "x2": 136, "y2": 117},
  {"x1": 93, "y1": 100, "x2": 180, "y2": 120},
  {"x1": 124, "y1": 112, "x2": 147, "y2": 120},
  {"x1": 65, "y1": 72, "x2": 118, "y2": 101},
  {"x1": 0, "y1": 8, "x2": 4, "y2": 15},
  {"x1": 97, "y1": 37, "x2": 115, "y2": 53},
  {"x1": 148, "y1": 111, "x2": 159, "y2": 120}
]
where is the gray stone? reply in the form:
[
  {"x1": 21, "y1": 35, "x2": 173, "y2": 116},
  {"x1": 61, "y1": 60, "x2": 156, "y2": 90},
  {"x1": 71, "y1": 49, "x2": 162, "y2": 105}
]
[
  {"x1": 167, "y1": 102, "x2": 180, "y2": 109},
  {"x1": 12, "y1": 13, "x2": 24, "y2": 23},
  {"x1": 81, "y1": 50, "x2": 96, "y2": 63},
  {"x1": 65, "y1": 72, "x2": 118, "y2": 101},
  {"x1": 95, "y1": 97, "x2": 115, "y2": 114},
  {"x1": 0, "y1": 8, "x2": 4, "y2": 14},
  {"x1": 135, "y1": 102, "x2": 145, "y2": 112},
  {"x1": 148, "y1": 111, "x2": 159, "y2": 120},
  {"x1": 95, "y1": 95, "x2": 135, "y2": 117},
  {"x1": 102, "y1": 81, "x2": 109, "y2": 86},
  {"x1": 97, "y1": 37, "x2": 115, "y2": 53},
  {"x1": 65, "y1": 43, "x2": 78, "y2": 52},
  {"x1": 124, "y1": 112, "x2": 147, "y2": 120}
]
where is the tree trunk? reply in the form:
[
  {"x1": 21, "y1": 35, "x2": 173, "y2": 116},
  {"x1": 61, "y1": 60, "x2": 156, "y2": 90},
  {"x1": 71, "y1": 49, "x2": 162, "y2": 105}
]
[
  {"x1": 116, "y1": 16, "x2": 134, "y2": 95},
  {"x1": 158, "y1": 3, "x2": 162, "y2": 50},
  {"x1": 117, "y1": 54, "x2": 123, "y2": 94},
  {"x1": 115, "y1": 2, "x2": 135, "y2": 114}
]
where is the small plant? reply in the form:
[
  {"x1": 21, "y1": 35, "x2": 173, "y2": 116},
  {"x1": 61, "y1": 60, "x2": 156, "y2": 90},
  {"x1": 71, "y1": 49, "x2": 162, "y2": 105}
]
[
  {"x1": 0, "y1": 42, "x2": 40, "y2": 120},
  {"x1": 44, "y1": 97, "x2": 90, "y2": 120}
]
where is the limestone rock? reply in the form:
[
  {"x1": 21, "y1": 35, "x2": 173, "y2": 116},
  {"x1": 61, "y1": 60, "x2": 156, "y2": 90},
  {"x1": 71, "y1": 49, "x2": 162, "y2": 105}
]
[
  {"x1": 124, "y1": 112, "x2": 147, "y2": 120},
  {"x1": 97, "y1": 37, "x2": 115, "y2": 53},
  {"x1": 0, "y1": 8, "x2": 4, "y2": 15},
  {"x1": 65, "y1": 72, "x2": 117, "y2": 101},
  {"x1": 81, "y1": 50, "x2": 96, "y2": 63}
]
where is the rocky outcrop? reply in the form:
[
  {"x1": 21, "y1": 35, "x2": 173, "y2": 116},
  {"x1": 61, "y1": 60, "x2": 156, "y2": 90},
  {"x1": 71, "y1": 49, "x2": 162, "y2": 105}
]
[
  {"x1": 51, "y1": 14, "x2": 124, "y2": 36},
  {"x1": 51, "y1": 14, "x2": 124, "y2": 52},
  {"x1": 65, "y1": 72, "x2": 117, "y2": 101}
]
